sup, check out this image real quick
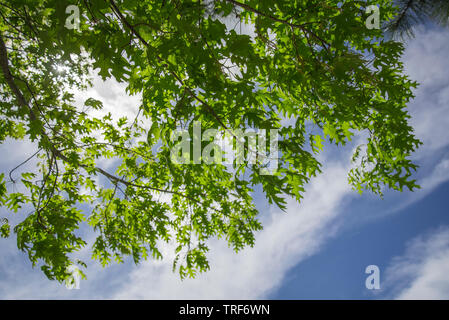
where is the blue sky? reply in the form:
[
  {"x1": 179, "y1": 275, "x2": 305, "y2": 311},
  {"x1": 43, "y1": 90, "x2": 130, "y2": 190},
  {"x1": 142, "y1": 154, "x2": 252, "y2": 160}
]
[{"x1": 1, "y1": 22, "x2": 449, "y2": 299}]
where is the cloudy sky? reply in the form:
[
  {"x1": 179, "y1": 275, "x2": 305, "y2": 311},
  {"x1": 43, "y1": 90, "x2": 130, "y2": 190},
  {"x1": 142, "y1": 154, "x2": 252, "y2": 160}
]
[{"x1": 1, "y1": 22, "x2": 449, "y2": 299}]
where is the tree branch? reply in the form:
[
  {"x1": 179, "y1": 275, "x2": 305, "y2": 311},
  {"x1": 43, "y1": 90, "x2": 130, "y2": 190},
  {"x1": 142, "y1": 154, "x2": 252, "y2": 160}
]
[
  {"x1": 107, "y1": 0, "x2": 264, "y2": 161},
  {"x1": 0, "y1": 33, "x2": 37, "y2": 122},
  {"x1": 0, "y1": 31, "x2": 197, "y2": 208},
  {"x1": 223, "y1": 0, "x2": 331, "y2": 51}
]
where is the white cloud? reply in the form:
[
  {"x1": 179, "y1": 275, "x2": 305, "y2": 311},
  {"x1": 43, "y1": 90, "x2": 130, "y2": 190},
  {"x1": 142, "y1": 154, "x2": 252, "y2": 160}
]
[
  {"x1": 403, "y1": 29, "x2": 449, "y2": 156},
  {"x1": 384, "y1": 227, "x2": 449, "y2": 300},
  {"x1": 0, "y1": 153, "x2": 354, "y2": 299},
  {"x1": 74, "y1": 73, "x2": 142, "y2": 123},
  {"x1": 112, "y1": 159, "x2": 352, "y2": 299}
]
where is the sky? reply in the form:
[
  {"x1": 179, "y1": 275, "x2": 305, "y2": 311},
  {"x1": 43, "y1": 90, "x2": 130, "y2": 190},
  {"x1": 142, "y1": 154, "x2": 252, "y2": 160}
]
[{"x1": 1, "y1": 22, "x2": 449, "y2": 300}]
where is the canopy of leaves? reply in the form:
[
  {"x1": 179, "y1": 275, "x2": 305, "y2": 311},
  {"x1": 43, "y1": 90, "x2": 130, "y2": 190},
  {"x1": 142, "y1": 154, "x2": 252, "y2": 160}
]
[{"x1": 0, "y1": 0, "x2": 421, "y2": 282}]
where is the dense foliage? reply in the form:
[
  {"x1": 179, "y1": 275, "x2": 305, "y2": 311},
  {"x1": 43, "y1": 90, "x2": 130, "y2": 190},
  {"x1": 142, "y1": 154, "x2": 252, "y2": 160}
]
[{"x1": 0, "y1": 0, "x2": 421, "y2": 282}]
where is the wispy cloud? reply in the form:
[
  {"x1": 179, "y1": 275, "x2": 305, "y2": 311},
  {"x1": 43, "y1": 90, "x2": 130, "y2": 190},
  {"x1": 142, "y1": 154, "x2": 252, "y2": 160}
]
[
  {"x1": 404, "y1": 28, "x2": 449, "y2": 156},
  {"x1": 383, "y1": 227, "x2": 449, "y2": 300}
]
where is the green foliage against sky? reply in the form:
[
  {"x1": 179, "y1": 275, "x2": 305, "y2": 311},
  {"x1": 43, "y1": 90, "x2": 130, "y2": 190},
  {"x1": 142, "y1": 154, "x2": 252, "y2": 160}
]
[
  {"x1": 386, "y1": 0, "x2": 449, "y2": 39},
  {"x1": 0, "y1": 0, "x2": 421, "y2": 282}
]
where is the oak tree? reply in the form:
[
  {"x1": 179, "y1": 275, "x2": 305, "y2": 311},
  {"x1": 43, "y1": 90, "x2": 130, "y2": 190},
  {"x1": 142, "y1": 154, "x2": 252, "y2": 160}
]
[{"x1": 386, "y1": 0, "x2": 449, "y2": 39}]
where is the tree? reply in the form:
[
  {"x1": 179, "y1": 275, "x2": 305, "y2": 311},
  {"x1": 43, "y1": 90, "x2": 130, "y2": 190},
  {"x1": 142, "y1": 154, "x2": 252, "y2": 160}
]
[
  {"x1": 385, "y1": 0, "x2": 449, "y2": 39},
  {"x1": 0, "y1": 0, "x2": 421, "y2": 282}
]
